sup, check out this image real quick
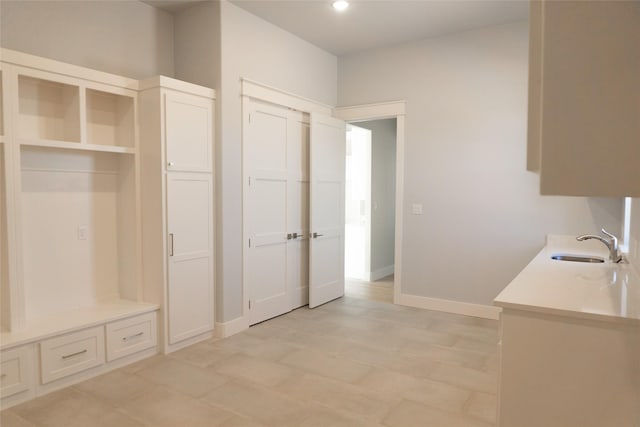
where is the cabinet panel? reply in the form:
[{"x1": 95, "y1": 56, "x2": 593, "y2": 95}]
[
  {"x1": 106, "y1": 312, "x2": 157, "y2": 361},
  {"x1": 166, "y1": 173, "x2": 213, "y2": 344},
  {"x1": 164, "y1": 92, "x2": 212, "y2": 172},
  {"x1": 530, "y1": 1, "x2": 640, "y2": 196},
  {"x1": 0, "y1": 346, "x2": 33, "y2": 399},
  {"x1": 40, "y1": 326, "x2": 105, "y2": 384}
]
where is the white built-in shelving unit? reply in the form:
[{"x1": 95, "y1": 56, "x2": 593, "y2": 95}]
[{"x1": 0, "y1": 49, "x2": 160, "y2": 409}]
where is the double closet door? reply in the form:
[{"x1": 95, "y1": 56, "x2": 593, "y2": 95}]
[{"x1": 244, "y1": 99, "x2": 346, "y2": 326}]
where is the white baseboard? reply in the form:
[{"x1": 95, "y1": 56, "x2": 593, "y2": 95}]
[
  {"x1": 397, "y1": 292, "x2": 501, "y2": 320},
  {"x1": 368, "y1": 264, "x2": 394, "y2": 282},
  {"x1": 215, "y1": 316, "x2": 249, "y2": 338}
]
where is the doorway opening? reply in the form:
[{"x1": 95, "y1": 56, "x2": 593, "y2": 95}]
[{"x1": 344, "y1": 119, "x2": 397, "y2": 304}]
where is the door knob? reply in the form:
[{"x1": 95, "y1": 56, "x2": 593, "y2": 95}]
[{"x1": 312, "y1": 232, "x2": 323, "y2": 238}]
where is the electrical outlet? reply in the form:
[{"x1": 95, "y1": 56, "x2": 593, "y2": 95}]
[{"x1": 78, "y1": 225, "x2": 88, "y2": 240}]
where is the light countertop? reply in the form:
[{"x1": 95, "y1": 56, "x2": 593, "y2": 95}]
[{"x1": 494, "y1": 235, "x2": 640, "y2": 323}]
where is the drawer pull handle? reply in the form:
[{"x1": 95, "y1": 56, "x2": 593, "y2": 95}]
[
  {"x1": 122, "y1": 332, "x2": 144, "y2": 342},
  {"x1": 61, "y1": 349, "x2": 88, "y2": 360}
]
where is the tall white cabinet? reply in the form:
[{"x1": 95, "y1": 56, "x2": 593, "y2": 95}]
[{"x1": 139, "y1": 77, "x2": 215, "y2": 352}]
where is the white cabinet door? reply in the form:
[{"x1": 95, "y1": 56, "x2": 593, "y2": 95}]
[
  {"x1": 164, "y1": 92, "x2": 212, "y2": 173},
  {"x1": 167, "y1": 172, "x2": 213, "y2": 344},
  {"x1": 309, "y1": 113, "x2": 346, "y2": 308}
]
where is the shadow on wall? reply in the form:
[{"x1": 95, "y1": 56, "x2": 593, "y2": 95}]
[{"x1": 587, "y1": 198, "x2": 626, "y2": 236}]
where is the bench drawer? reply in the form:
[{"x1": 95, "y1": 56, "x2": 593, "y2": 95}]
[
  {"x1": 106, "y1": 312, "x2": 157, "y2": 361},
  {"x1": 40, "y1": 326, "x2": 105, "y2": 384}
]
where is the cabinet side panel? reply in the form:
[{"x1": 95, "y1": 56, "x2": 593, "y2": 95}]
[
  {"x1": 499, "y1": 310, "x2": 640, "y2": 427},
  {"x1": 1, "y1": 147, "x2": 9, "y2": 331},
  {"x1": 138, "y1": 90, "x2": 166, "y2": 308},
  {"x1": 540, "y1": 1, "x2": 640, "y2": 196},
  {"x1": 526, "y1": 0, "x2": 542, "y2": 172}
]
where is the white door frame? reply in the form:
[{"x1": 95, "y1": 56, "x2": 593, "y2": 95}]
[{"x1": 334, "y1": 101, "x2": 406, "y2": 304}]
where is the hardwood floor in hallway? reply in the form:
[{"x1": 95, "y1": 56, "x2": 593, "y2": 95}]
[{"x1": 345, "y1": 275, "x2": 394, "y2": 303}]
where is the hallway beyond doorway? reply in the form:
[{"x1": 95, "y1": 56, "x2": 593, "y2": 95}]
[{"x1": 345, "y1": 274, "x2": 394, "y2": 304}]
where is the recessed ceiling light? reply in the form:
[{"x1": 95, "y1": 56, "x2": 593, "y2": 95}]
[{"x1": 332, "y1": 0, "x2": 349, "y2": 11}]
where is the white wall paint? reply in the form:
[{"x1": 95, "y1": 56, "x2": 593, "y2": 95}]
[
  {"x1": 356, "y1": 119, "x2": 396, "y2": 276},
  {"x1": 174, "y1": 1, "x2": 219, "y2": 89},
  {"x1": 338, "y1": 21, "x2": 623, "y2": 305},
  {"x1": 218, "y1": 1, "x2": 337, "y2": 321},
  {"x1": 0, "y1": 0, "x2": 174, "y2": 79}
]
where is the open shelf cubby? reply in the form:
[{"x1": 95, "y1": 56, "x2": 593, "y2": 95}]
[
  {"x1": 19, "y1": 146, "x2": 139, "y2": 324},
  {"x1": 86, "y1": 89, "x2": 135, "y2": 148},
  {"x1": 18, "y1": 75, "x2": 81, "y2": 143}
]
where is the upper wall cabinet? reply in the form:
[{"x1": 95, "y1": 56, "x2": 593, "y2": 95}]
[{"x1": 527, "y1": 1, "x2": 640, "y2": 197}]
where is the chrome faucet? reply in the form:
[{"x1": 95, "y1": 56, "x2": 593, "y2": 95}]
[{"x1": 576, "y1": 228, "x2": 622, "y2": 263}]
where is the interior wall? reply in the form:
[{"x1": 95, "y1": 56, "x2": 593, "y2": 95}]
[
  {"x1": 0, "y1": 0, "x2": 174, "y2": 79},
  {"x1": 174, "y1": 1, "x2": 219, "y2": 89},
  {"x1": 218, "y1": 0, "x2": 337, "y2": 321},
  {"x1": 355, "y1": 119, "x2": 396, "y2": 277},
  {"x1": 629, "y1": 198, "x2": 640, "y2": 271},
  {"x1": 338, "y1": 21, "x2": 623, "y2": 306}
]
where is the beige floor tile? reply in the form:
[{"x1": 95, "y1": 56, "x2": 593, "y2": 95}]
[
  {"x1": 213, "y1": 333, "x2": 300, "y2": 362},
  {"x1": 356, "y1": 368, "x2": 471, "y2": 413},
  {"x1": 466, "y1": 391, "x2": 497, "y2": 424},
  {"x1": 210, "y1": 353, "x2": 296, "y2": 387},
  {"x1": 72, "y1": 369, "x2": 153, "y2": 407},
  {"x1": 297, "y1": 405, "x2": 379, "y2": 427},
  {"x1": 202, "y1": 380, "x2": 309, "y2": 426},
  {"x1": 0, "y1": 410, "x2": 37, "y2": 427},
  {"x1": 274, "y1": 373, "x2": 392, "y2": 422},
  {"x1": 382, "y1": 399, "x2": 493, "y2": 427},
  {"x1": 136, "y1": 357, "x2": 230, "y2": 397},
  {"x1": 218, "y1": 415, "x2": 267, "y2": 427},
  {"x1": 429, "y1": 363, "x2": 497, "y2": 394},
  {"x1": 120, "y1": 385, "x2": 235, "y2": 427},
  {"x1": 118, "y1": 354, "x2": 167, "y2": 374},
  {"x1": 168, "y1": 340, "x2": 237, "y2": 368},
  {"x1": 431, "y1": 321, "x2": 499, "y2": 344},
  {"x1": 279, "y1": 348, "x2": 373, "y2": 384},
  {"x1": 11, "y1": 388, "x2": 144, "y2": 427},
  {"x1": 402, "y1": 341, "x2": 489, "y2": 370},
  {"x1": 453, "y1": 336, "x2": 499, "y2": 354}
]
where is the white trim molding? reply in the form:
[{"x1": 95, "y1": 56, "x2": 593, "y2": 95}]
[
  {"x1": 397, "y1": 293, "x2": 502, "y2": 320},
  {"x1": 215, "y1": 316, "x2": 249, "y2": 339},
  {"x1": 335, "y1": 101, "x2": 406, "y2": 122},
  {"x1": 241, "y1": 79, "x2": 332, "y2": 115},
  {"x1": 334, "y1": 101, "x2": 406, "y2": 307}
]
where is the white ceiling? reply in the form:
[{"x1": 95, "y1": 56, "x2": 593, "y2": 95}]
[
  {"x1": 228, "y1": 0, "x2": 529, "y2": 56},
  {"x1": 143, "y1": 0, "x2": 529, "y2": 56}
]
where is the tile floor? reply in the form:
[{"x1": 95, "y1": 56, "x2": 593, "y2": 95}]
[{"x1": 1, "y1": 293, "x2": 499, "y2": 427}]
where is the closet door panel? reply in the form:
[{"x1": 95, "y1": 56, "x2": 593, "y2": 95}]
[
  {"x1": 309, "y1": 113, "x2": 346, "y2": 309},
  {"x1": 245, "y1": 102, "x2": 291, "y2": 325},
  {"x1": 166, "y1": 173, "x2": 213, "y2": 344},
  {"x1": 288, "y1": 117, "x2": 309, "y2": 309}
]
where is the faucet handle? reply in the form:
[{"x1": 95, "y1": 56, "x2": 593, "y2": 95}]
[{"x1": 601, "y1": 228, "x2": 618, "y2": 247}]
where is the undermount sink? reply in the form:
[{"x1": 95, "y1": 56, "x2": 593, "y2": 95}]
[{"x1": 551, "y1": 254, "x2": 605, "y2": 263}]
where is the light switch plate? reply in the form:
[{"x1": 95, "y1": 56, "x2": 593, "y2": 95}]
[
  {"x1": 412, "y1": 203, "x2": 423, "y2": 215},
  {"x1": 78, "y1": 225, "x2": 88, "y2": 240}
]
